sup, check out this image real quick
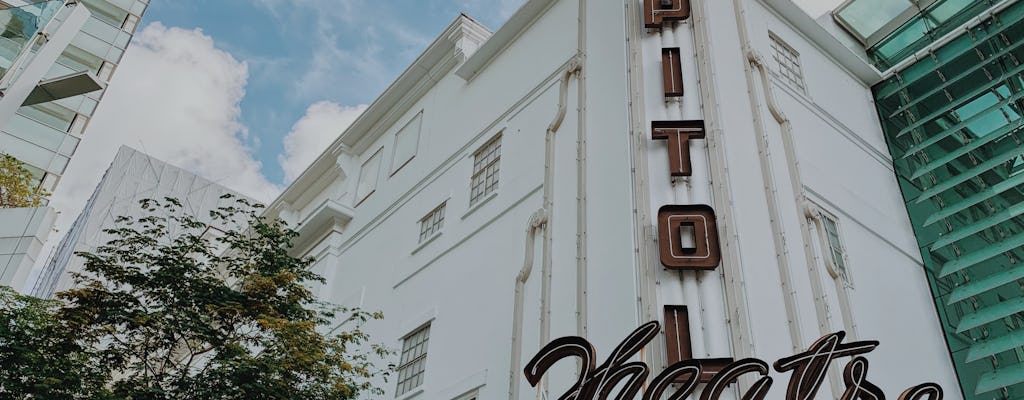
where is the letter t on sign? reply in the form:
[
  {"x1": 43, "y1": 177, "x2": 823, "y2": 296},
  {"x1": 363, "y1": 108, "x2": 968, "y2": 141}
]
[{"x1": 652, "y1": 120, "x2": 705, "y2": 177}]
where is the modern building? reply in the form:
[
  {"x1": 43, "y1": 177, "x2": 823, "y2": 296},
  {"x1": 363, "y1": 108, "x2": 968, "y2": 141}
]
[
  {"x1": 264, "y1": 0, "x2": 1020, "y2": 399},
  {"x1": 0, "y1": 0, "x2": 147, "y2": 290},
  {"x1": 31, "y1": 146, "x2": 252, "y2": 298},
  {"x1": 862, "y1": 1, "x2": 1024, "y2": 398},
  {"x1": 0, "y1": 205, "x2": 53, "y2": 289}
]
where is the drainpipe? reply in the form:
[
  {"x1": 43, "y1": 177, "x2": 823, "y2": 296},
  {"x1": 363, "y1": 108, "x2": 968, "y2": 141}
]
[
  {"x1": 745, "y1": 18, "x2": 844, "y2": 399},
  {"x1": 509, "y1": 59, "x2": 581, "y2": 400},
  {"x1": 576, "y1": 0, "x2": 589, "y2": 339},
  {"x1": 730, "y1": 0, "x2": 804, "y2": 354},
  {"x1": 509, "y1": 211, "x2": 548, "y2": 400}
]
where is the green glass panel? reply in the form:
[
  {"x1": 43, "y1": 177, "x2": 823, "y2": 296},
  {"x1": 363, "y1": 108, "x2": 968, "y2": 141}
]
[
  {"x1": 948, "y1": 267, "x2": 1024, "y2": 305},
  {"x1": 874, "y1": 2, "x2": 1024, "y2": 397},
  {"x1": 966, "y1": 329, "x2": 1024, "y2": 363}
]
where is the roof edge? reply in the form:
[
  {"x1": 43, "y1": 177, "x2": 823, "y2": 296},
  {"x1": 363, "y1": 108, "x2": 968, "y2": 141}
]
[
  {"x1": 456, "y1": 0, "x2": 559, "y2": 81},
  {"x1": 270, "y1": 15, "x2": 492, "y2": 212},
  {"x1": 759, "y1": 0, "x2": 883, "y2": 85}
]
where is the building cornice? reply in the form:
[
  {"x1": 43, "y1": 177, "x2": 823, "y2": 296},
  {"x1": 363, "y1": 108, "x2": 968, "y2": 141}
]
[
  {"x1": 455, "y1": 0, "x2": 560, "y2": 81},
  {"x1": 269, "y1": 14, "x2": 491, "y2": 217},
  {"x1": 758, "y1": 0, "x2": 883, "y2": 85}
]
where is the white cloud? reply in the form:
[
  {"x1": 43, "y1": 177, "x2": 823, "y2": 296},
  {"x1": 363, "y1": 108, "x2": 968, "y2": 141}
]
[
  {"x1": 50, "y1": 22, "x2": 280, "y2": 229},
  {"x1": 278, "y1": 102, "x2": 367, "y2": 183},
  {"x1": 253, "y1": 0, "x2": 431, "y2": 102}
]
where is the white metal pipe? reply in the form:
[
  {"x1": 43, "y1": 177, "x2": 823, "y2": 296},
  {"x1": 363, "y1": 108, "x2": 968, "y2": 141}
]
[
  {"x1": 747, "y1": 32, "x2": 845, "y2": 398},
  {"x1": 690, "y1": 0, "x2": 757, "y2": 360},
  {"x1": 509, "y1": 211, "x2": 548, "y2": 400},
  {"x1": 623, "y1": 0, "x2": 665, "y2": 375},
  {"x1": 576, "y1": 0, "x2": 589, "y2": 339},
  {"x1": 880, "y1": 0, "x2": 1015, "y2": 79},
  {"x1": 508, "y1": 57, "x2": 579, "y2": 400},
  {"x1": 730, "y1": 0, "x2": 804, "y2": 353}
]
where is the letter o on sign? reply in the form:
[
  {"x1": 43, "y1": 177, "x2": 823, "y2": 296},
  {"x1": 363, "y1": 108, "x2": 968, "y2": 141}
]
[{"x1": 658, "y1": 204, "x2": 721, "y2": 270}]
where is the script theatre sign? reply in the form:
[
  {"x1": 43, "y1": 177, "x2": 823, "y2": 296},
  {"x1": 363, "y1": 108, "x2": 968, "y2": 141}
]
[{"x1": 523, "y1": 321, "x2": 944, "y2": 400}]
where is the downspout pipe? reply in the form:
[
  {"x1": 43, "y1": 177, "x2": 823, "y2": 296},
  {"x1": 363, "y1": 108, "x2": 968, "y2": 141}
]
[
  {"x1": 576, "y1": 0, "x2": 589, "y2": 339},
  {"x1": 730, "y1": 0, "x2": 804, "y2": 353},
  {"x1": 509, "y1": 59, "x2": 580, "y2": 400},
  {"x1": 543, "y1": 59, "x2": 582, "y2": 350},
  {"x1": 509, "y1": 211, "x2": 548, "y2": 400},
  {"x1": 748, "y1": 39, "x2": 844, "y2": 399}
]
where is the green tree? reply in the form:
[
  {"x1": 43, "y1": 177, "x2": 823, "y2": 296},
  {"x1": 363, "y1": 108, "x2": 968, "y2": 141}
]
[
  {"x1": 0, "y1": 154, "x2": 48, "y2": 208},
  {"x1": 0, "y1": 286, "x2": 107, "y2": 399},
  {"x1": 45, "y1": 195, "x2": 388, "y2": 399}
]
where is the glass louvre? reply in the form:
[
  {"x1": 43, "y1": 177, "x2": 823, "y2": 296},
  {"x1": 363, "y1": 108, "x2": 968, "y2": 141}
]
[
  {"x1": 873, "y1": 0, "x2": 998, "y2": 69},
  {"x1": 874, "y1": 1, "x2": 1024, "y2": 398}
]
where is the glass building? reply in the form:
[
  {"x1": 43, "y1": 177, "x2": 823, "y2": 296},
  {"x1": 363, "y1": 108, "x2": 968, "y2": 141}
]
[
  {"x1": 845, "y1": 0, "x2": 1024, "y2": 397},
  {"x1": 0, "y1": 0, "x2": 147, "y2": 192}
]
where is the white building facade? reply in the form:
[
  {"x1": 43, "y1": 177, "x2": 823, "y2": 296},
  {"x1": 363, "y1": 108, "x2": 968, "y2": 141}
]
[{"x1": 270, "y1": 0, "x2": 969, "y2": 399}]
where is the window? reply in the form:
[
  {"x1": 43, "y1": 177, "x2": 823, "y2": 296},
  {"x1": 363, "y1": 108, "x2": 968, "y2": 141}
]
[
  {"x1": 122, "y1": 14, "x2": 140, "y2": 33},
  {"x1": 820, "y1": 213, "x2": 849, "y2": 281},
  {"x1": 396, "y1": 324, "x2": 430, "y2": 396},
  {"x1": 454, "y1": 391, "x2": 479, "y2": 400},
  {"x1": 69, "y1": 114, "x2": 89, "y2": 135},
  {"x1": 97, "y1": 62, "x2": 116, "y2": 82},
  {"x1": 769, "y1": 33, "x2": 806, "y2": 92},
  {"x1": 470, "y1": 134, "x2": 501, "y2": 205},
  {"x1": 356, "y1": 149, "x2": 382, "y2": 206},
  {"x1": 392, "y1": 112, "x2": 422, "y2": 175},
  {"x1": 419, "y1": 202, "x2": 446, "y2": 243}
]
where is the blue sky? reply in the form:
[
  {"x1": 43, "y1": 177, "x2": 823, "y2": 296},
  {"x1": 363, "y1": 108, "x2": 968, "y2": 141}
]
[{"x1": 141, "y1": 0, "x2": 523, "y2": 184}]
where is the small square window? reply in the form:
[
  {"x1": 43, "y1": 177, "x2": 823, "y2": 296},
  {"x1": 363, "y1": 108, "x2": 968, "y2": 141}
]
[
  {"x1": 769, "y1": 33, "x2": 806, "y2": 92},
  {"x1": 396, "y1": 324, "x2": 430, "y2": 396},
  {"x1": 419, "y1": 202, "x2": 446, "y2": 243},
  {"x1": 470, "y1": 134, "x2": 501, "y2": 205}
]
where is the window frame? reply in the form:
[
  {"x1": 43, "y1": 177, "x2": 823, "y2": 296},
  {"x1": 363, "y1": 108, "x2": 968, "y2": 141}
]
[
  {"x1": 454, "y1": 390, "x2": 479, "y2": 400},
  {"x1": 418, "y1": 201, "x2": 446, "y2": 243},
  {"x1": 469, "y1": 133, "x2": 502, "y2": 206},
  {"x1": 768, "y1": 32, "x2": 808, "y2": 93},
  {"x1": 395, "y1": 324, "x2": 431, "y2": 397},
  {"x1": 814, "y1": 207, "x2": 852, "y2": 285}
]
